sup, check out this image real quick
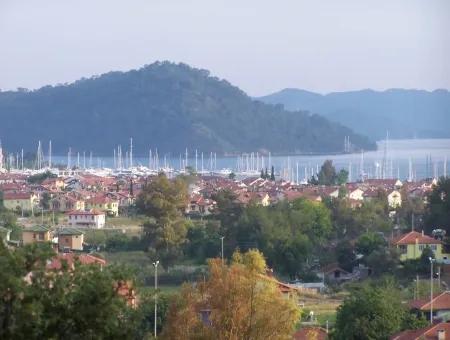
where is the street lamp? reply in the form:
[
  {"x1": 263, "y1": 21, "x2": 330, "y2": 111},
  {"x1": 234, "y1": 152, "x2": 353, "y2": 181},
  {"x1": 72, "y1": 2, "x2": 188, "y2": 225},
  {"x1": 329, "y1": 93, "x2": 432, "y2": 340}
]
[
  {"x1": 152, "y1": 260, "x2": 159, "y2": 338},
  {"x1": 429, "y1": 257, "x2": 435, "y2": 324},
  {"x1": 220, "y1": 236, "x2": 225, "y2": 265}
]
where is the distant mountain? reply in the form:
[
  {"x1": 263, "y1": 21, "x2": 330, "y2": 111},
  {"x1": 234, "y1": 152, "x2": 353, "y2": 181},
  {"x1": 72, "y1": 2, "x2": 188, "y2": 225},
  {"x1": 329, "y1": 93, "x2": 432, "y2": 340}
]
[
  {"x1": 0, "y1": 62, "x2": 375, "y2": 155},
  {"x1": 258, "y1": 88, "x2": 450, "y2": 141}
]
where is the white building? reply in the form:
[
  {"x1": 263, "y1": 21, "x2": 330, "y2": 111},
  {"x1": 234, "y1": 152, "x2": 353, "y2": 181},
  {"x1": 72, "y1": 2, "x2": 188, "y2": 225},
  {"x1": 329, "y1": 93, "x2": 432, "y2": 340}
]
[{"x1": 66, "y1": 210, "x2": 105, "y2": 229}]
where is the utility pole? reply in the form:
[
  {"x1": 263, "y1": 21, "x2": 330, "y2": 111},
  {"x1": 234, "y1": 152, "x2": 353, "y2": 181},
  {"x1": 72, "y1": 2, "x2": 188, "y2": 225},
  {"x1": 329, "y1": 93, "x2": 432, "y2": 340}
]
[
  {"x1": 221, "y1": 236, "x2": 225, "y2": 265},
  {"x1": 153, "y1": 260, "x2": 159, "y2": 338},
  {"x1": 429, "y1": 257, "x2": 435, "y2": 324}
]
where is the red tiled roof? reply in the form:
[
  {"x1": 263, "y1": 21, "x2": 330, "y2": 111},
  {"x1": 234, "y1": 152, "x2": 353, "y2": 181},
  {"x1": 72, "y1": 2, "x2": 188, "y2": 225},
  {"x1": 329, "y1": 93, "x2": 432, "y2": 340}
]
[
  {"x1": 3, "y1": 192, "x2": 32, "y2": 200},
  {"x1": 392, "y1": 231, "x2": 441, "y2": 245},
  {"x1": 66, "y1": 209, "x2": 104, "y2": 216},
  {"x1": 47, "y1": 253, "x2": 106, "y2": 270},
  {"x1": 293, "y1": 327, "x2": 328, "y2": 340},
  {"x1": 391, "y1": 322, "x2": 450, "y2": 339},
  {"x1": 409, "y1": 291, "x2": 450, "y2": 311}
]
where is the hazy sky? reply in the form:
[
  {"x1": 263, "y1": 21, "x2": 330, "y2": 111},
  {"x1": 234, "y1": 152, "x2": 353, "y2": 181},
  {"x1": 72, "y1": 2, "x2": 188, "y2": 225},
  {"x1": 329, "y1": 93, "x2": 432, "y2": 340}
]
[{"x1": 1, "y1": 0, "x2": 449, "y2": 96}]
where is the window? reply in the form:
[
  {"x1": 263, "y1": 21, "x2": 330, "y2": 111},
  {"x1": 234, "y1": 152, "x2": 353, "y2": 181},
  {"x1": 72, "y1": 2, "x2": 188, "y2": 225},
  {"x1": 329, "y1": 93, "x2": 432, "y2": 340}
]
[
  {"x1": 419, "y1": 245, "x2": 425, "y2": 251},
  {"x1": 65, "y1": 238, "x2": 69, "y2": 243},
  {"x1": 399, "y1": 245, "x2": 407, "y2": 254},
  {"x1": 430, "y1": 245, "x2": 437, "y2": 251},
  {"x1": 33, "y1": 233, "x2": 36, "y2": 239},
  {"x1": 38, "y1": 233, "x2": 44, "y2": 240}
]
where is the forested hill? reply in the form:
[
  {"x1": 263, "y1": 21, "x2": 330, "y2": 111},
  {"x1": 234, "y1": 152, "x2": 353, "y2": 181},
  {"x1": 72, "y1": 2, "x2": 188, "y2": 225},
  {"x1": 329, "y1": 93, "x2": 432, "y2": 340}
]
[
  {"x1": 0, "y1": 62, "x2": 375, "y2": 155},
  {"x1": 258, "y1": 88, "x2": 450, "y2": 141}
]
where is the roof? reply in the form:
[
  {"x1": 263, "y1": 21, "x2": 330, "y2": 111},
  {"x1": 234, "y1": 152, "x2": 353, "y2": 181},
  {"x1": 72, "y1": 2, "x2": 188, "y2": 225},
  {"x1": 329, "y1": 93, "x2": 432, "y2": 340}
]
[
  {"x1": 391, "y1": 322, "x2": 450, "y2": 339},
  {"x1": 66, "y1": 209, "x2": 105, "y2": 216},
  {"x1": 409, "y1": 291, "x2": 450, "y2": 311},
  {"x1": 23, "y1": 225, "x2": 52, "y2": 233},
  {"x1": 47, "y1": 253, "x2": 106, "y2": 270},
  {"x1": 320, "y1": 263, "x2": 350, "y2": 275},
  {"x1": 58, "y1": 227, "x2": 84, "y2": 236},
  {"x1": 3, "y1": 192, "x2": 33, "y2": 200},
  {"x1": 392, "y1": 231, "x2": 441, "y2": 245},
  {"x1": 293, "y1": 327, "x2": 328, "y2": 340}
]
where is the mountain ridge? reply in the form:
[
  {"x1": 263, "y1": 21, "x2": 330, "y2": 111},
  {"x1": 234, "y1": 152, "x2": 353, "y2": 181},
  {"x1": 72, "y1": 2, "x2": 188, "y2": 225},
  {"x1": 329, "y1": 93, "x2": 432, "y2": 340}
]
[
  {"x1": 0, "y1": 62, "x2": 375, "y2": 155},
  {"x1": 258, "y1": 88, "x2": 450, "y2": 141}
]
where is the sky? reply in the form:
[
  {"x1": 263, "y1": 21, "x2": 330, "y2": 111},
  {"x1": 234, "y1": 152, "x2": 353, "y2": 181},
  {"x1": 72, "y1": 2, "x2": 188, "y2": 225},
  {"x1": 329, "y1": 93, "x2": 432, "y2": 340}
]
[{"x1": 0, "y1": 0, "x2": 449, "y2": 96}]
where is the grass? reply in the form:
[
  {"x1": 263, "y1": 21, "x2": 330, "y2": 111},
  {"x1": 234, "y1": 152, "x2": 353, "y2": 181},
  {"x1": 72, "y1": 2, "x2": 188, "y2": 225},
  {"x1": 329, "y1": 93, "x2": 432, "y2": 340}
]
[
  {"x1": 105, "y1": 216, "x2": 145, "y2": 228},
  {"x1": 299, "y1": 297, "x2": 342, "y2": 328},
  {"x1": 140, "y1": 285, "x2": 181, "y2": 296}
]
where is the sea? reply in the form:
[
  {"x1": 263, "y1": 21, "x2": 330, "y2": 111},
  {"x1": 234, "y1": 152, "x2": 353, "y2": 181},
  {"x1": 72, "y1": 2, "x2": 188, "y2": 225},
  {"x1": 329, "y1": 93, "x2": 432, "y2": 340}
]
[{"x1": 51, "y1": 139, "x2": 450, "y2": 181}]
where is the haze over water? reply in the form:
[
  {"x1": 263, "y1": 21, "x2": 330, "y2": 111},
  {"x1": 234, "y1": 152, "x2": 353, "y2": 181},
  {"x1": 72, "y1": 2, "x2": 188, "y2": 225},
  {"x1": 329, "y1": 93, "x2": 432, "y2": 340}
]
[{"x1": 52, "y1": 139, "x2": 450, "y2": 181}]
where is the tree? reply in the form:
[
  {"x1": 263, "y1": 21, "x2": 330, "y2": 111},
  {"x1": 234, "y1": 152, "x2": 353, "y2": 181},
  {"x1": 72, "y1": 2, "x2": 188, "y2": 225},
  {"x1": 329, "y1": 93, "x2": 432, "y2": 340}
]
[
  {"x1": 318, "y1": 160, "x2": 337, "y2": 186},
  {"x1": 137, "y1": 173, "x2": 189, "y2": 267},
  {"x1": 270, "y1": 166, "x2": 275, "y2": 181},
  {"x1": 355, "y1": 232, "x2": 386, "y2": 257},
  {"x1": 0, "y1": 242, "x2": 140, "y2": 339},
  {"x1": 336, "y1": 169, "x2": 349, "y2": 185},
  {"x1": 41, "y1": 192, "x2": 51, "y2": 210},
  {"x1": 336, "y1": 241, "x2": 356, "y2": 272},
  {"x1": 162, "y1": 250, "x2": 300, "y2": 339},
  {"x1": 291, "y1": 198, "x2": 332, "y2": 245},
  {"x1": 425, "y1": 177, "x2": 450, "y2": 233},
  {"x1": 260, "y1": 169, "x2": 265, "y2": 179},
  {"x1": 228, "y1": 172, "x2": 236, "y2": 180},
  {"x1": 334, "y1": 279, "x2": 427, "y2": 339}
]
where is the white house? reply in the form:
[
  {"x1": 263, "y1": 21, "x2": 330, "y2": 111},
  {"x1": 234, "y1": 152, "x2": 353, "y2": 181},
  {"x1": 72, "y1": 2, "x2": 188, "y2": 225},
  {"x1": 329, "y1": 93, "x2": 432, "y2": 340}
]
[
  {"x1": 348, "y1": 188, "x2": 365, "y2": 201},
  {"x1": 388, "y1": 190, "x2": 402, "y2": 209},
  {"x1": 66, "y1": 210, "x2": 105, "y2": 229}
]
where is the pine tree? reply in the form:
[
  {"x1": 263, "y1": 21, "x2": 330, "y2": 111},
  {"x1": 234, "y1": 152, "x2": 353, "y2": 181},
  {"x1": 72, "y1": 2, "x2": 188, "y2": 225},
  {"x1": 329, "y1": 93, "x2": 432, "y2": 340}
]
[{"x1": 270, "y1": 166, "x2": 275, "y2": 181}]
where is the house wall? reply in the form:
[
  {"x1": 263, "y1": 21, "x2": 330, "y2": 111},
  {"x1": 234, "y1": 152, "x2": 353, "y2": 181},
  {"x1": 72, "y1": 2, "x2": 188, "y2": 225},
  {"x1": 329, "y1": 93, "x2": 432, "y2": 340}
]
[
  {"x1": 4, "y1": 197, "x2": 35, "y2": 211},
  {"x1": 398, "y1": 243, "x2": 443, "y2": 261},
  {"x1": 67, "y1": 214, "x2": 105, "y2": 229},
  {"x1": 388, "y1": 190, "x2": 402, "y2": 208},
  {"x1": 22, "y1": 231, "x2": 51, "y2": 245},
  {"x1": 59, "y1": 234, "x2": 84, "y2": 251}
]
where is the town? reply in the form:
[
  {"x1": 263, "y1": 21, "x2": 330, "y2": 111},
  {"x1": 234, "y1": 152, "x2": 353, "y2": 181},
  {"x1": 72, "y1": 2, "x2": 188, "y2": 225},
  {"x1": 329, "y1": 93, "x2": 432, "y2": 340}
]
[{"x1": 1, "y1": 145, "x2": 449, "y2": 338}]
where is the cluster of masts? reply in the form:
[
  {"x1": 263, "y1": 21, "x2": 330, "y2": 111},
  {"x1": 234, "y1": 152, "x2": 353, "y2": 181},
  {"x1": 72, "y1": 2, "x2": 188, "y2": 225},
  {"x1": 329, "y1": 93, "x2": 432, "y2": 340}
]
[{"x1": 0, "y1": 138, "x2": 448, "y2": 182}]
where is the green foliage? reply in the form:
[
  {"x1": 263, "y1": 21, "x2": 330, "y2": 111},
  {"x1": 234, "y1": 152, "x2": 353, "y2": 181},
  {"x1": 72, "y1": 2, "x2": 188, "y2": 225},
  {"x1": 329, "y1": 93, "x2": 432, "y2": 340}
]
[
  {"x1": 333, "y1": 279, "x2": 426, "y2": 339},
  {"x1": 137, "y1": 173, "x2": 189, "y2": 268},
  {"x1": 318, "y1": 160, "x2": 337, "y2": 185},
  {"x1": 0, "y1": 62, "x2": 375, "y2": 154},
  {"x1": 365, "y1": 248, "x2": 400, "y2": 277},
  {"x1": 425, "y1": 177, "x2": 450, "y2": 233},
  {"x1": 270, "y1": 166, "x2": 275, "y2": 181},
  {"x1": 214, "y1": 197, "x2": 331, "y2": 278},
  {"x1": 0, "y1": 242, "x2": 141, "y2": 339},
  {"x1": 355, "y1": 232, "x2": 386, "y2": 256},
  {"x1": 336, "y1": 241, "x2": 356, "y2": 272},
  {"x1": 27, "y1": 171, "x2": 56, "y2": 184},
  {"x1": 185, "y1": 220, "x2": 222, "y2": 261},
  {"x1": 317, "y1": 160, "x2": 348, "y2": 186},
  {"x1": 135, "y1": 291, "x2": 172, "y2": 339},
  {"x1": 336, "y1": 169, "x2": 349, "y2": 185},
  {"x1": 105, "y1": 233, "x2": 144, "y2": 252}
]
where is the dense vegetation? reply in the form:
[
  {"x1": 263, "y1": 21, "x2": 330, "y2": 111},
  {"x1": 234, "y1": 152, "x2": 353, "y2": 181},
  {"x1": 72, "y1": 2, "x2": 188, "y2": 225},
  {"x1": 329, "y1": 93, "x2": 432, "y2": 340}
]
[
  {"x1": 333, "y1": 279, "x2": 427, "y2": 339},
  {"x1": 162, "y1": 250, "x2": 299, "y2": 339},
  {"x1": 259, "y1": 88, "x2": 450, "y2": 141},
  {"x1": 0, "y1": 62, "x2": 375, "y2": 154}
]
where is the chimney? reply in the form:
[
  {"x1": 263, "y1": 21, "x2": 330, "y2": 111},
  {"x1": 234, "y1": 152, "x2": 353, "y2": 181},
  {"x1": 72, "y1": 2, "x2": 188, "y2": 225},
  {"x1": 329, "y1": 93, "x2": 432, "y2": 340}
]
[{"x1": 437, "y1": 329, "x2": 445, "y2": 340}]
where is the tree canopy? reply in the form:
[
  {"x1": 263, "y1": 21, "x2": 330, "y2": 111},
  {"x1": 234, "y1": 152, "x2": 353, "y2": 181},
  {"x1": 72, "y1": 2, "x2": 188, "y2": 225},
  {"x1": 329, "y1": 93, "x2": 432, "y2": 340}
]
[
  {"x1": 334, "y1": 279, "x2": 427, "y2": 339},
  {"x1": 162, "y1": 250, "x2": 300, "y2": 339},
  {"x1": 0, "y1": 242, "x2": 140, "y2": 339}
]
